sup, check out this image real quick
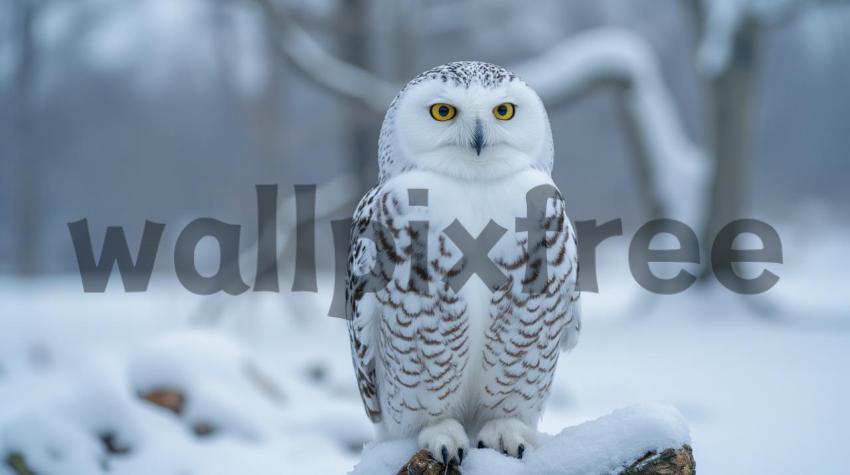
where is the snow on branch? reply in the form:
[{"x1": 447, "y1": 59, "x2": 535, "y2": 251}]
[{"x1": 517, "y1": 29, "x2": 709, "y2": 225}]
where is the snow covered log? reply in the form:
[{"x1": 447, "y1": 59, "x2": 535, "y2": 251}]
[
  {"x1": 396, "y1": 445, "x2": 693, "y2": 475},
  {"x1": 352, "y1": 404, "x2": 694, "y2": 475}
]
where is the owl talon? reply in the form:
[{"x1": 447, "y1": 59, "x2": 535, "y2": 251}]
[
  {"x1": 476, "y1": 417, "x2": 537, "y2": 459},
  {"x1": 458, "y1": 448, "x2": 464, "y2": 465},
  {"x1": 418, "y1": 418, "x2": 469, "y2": 468},
  {"x1": 478, "y1": 441, "x2": 485, "y2": 449}
]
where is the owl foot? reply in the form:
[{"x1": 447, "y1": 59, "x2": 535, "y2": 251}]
[
  {"x1": 417, "y1": 418, "x2": 469, "y2": 466},
  {"x1": 475, "y1": 417, "x2": 537, "y2": 459}
]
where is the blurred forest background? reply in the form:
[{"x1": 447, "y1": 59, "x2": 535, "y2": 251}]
[
  {"x1": 1, "y1": 0, "x2": 849, "y2": 277},
  {"x1": 1, "y1": 1, "x2": 850, "y2": 474}
]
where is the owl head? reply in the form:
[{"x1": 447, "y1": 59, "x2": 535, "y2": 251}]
[{"x1": 378, "y1": 61, "x2": 554, "y2": 182}]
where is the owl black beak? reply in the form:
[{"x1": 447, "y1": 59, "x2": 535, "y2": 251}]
[{"x1": 471, "y1": 120, "x2": 485, "y2": 156}]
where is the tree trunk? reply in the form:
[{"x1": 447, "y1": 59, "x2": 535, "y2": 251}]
[
  {"x1": 10, "y1": 0, "x2": 41, "y2": 275},
  {"x1": 686, "y1": 0, "x2": 760, "y2": 279},
  {"x1": 338, "y1": 0, "x2": 381, "y2": 193},
  {"x1": 698, "y1": 21, "x2": 758, "y2": 279}
]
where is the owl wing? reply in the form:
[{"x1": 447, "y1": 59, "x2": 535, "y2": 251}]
[
  {"x1": 550, "y1": 194, "x2": 581, "y2": 351},
  {"x1": 559, "y1": 207, "x2": 582, "y2": 351},
  {"x1": 346, "y1": 185, "x2": 397, "y2": 423},
  {"x1": 541, "y1": 194, "x2": 581, "y2": 351},
  {"x1": 347, "y1": 182, "x2": 466, "y2": 426},
  {"x1": 495, "y1": 192, "x2": 581, "y2": 350},
  {"x1": 483, "y1": 192, "x2": 581, "y2": 414}
]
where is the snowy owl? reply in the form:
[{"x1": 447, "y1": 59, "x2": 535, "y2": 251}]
[{"x1": 346, "y1": 61, "x2": 581, "y2": 466}]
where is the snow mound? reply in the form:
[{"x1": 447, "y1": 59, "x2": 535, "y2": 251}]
[
  {"x1": 351, "y1": 404, "x2": 690, "y2": 475},
  {"x1": 0, "y1": 328, "x2": 365, "y2": 475}
]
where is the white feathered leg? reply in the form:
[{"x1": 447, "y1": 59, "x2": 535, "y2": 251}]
[{"x1": 417, "y1": 418, "x2": 469, "y2": 465}]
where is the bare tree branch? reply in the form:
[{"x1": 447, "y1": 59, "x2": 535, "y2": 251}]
[{"x1": 250, "y1": 0, "x2": 398, "y2": 113}]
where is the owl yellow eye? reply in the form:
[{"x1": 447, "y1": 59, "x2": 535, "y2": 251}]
[
  {"x1": 493, "y1": 102, "x2": 516, "y2": 120},
  {"x1": 430, "y1": 103, "x2": 456, "y2": 121}
]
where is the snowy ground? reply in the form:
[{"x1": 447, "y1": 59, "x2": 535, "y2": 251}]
[{"x1": 0, "y1": 221, "x2": 848, "y2": 474}]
